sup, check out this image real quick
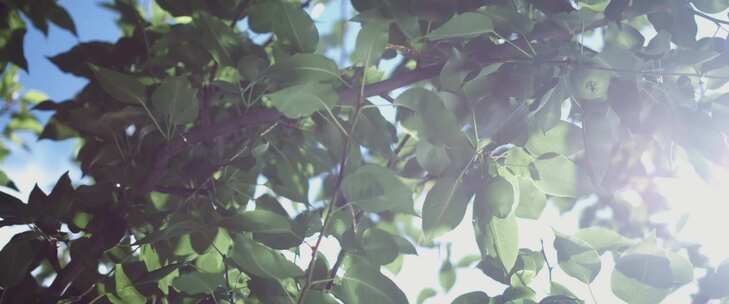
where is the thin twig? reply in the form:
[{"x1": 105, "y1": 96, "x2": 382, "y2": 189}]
[
  {"x1": 540, "y1": 239, "x2": 553, "y2": 284},
  {"x1": 693, "y1": 8, "x2": 729, "y2": 26},
  {"x1": 296, "y1": 75, "x2": 367, "y2": 304},
  {"x1": 387, "y1": 134, "x2": 411, "y2": 169}
]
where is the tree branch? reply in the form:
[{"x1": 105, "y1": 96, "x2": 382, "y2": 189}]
[{"x1": 337, "y1": 3, "x2": 670, "y2": 104}]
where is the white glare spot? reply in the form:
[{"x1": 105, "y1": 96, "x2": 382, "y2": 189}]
[
  {"x1": 311, "y1": 3, "x2": 325, "y2": 19},
  {"x1": 125, "y1": 125, "x2": 136, "y2": 136}
]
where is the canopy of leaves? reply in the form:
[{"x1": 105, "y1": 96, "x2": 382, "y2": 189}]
[{"x1": 0, "y1": 0, "x2": 728, "y2": 303}]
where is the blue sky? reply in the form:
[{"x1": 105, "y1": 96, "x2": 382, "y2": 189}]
[{"x1": 4, "y1": 0, "x2": 122, "y2": 199}]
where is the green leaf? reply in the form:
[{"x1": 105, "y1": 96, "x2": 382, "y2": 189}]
[
  {"x1": 526, "y1": 121, "x2": 583, "y2": 157},
  {"x1": 0, "y1": 232, "x2": 41, "y2": 288},
  {"x1": 512, "y1": 249, "x2": 545, "y2": 285},
  {"x1": 47, "y1": 2, "x2": 77, "y2": 35},
  {"x1": 644, "y1": 30, "x2": 671, "y2": 56},
  {"x1": 224, "y1": 210, "x2": 293, "y2": 234},
  {"x1": 353, "y1": 105, "x2": 397, "y2": 158},
  {"x1": 302, "y1": 290, "x2": 339, "y2": 304},
  {"x1": 670, "y1": 5, "x2": 698, "y2": 46},
  {"x1": 475, "y1": 206, "x2": 519, "y2": 272},
  {"x1": 392, "y1": 235, "x2": 418, "y2": 255},
  {"x1": 611, "y1": 238, "x2": 694, "y2": 303},
  {"x1": 553, "y1": 232, "x2": 601, "y2": 284},
  {"x1": 342, "y1": 164, "x2": 413, "y2": 213},
  {"x1": 195, "y1": 250, "x2": 224, "y2": 273},
  {"x1": 248, "y1": 276, "x2": 294, "y2": 304},
  {"x1": 539, "y1": 295, "x2": 582, "y2": 304},
  {"x1": 700, "y1": 259, "x2": 729, "y2": 299},
  {"x1": 605, "y1": 24, "x2": 645, "y2": 50},
  {"x1": 114, "y1": 264, "x2": 146, "y2": 304},
  {"x1": 362, "y1": 228, "x2": 399, "y2": 265},
  {"x1": 462, "y1": 63, "x2": 502, "y2": 102},
  {"x1": 455, "y1": 255, "x2": 481, "y2": 268},
  {"x1": 532, "y1": 80, "x2": 569, "y2": 132},
  {"x1": 416, "y1": 140, "x2": 451, "y2": 176},
  {"x1": 569, "y1": 66, "x2": 611, "y2": 101},
  {"x1": 439, "y1": 48, "x2": 470, "y2": 93},
  {"x1": 195, "y1": 12, "x2": 240, "y2": 66},
  {"x1": 476, "y1": 176, "x2": 515, "y2": 219},
  {"x1": 426, "y1": 12, "x2": 494, "y2": 40},
  {"x1": 439, "y1": 260, "x2": 456, "y2": 291},
  {"x1": 502, "y1": 286, "x2": 537, "y2": 302},
  {"x1": 269, "y1": 54, "x2": 340, "y2": 85},
  {"x1": 89, "y1": 64, "x2": 146, "y2": 105},
  {"x1": 2, "y1": 29, "x2": 28, "y2": 71},
  {"x1": 574, "y1": 227, "x2": 634, "y2": 253},
  {"x1": 611, "y1": 268, "x2": 672, "y2": 304},
  {"x1": 706, "y1": 66, "x2": 729, "y2": 90},
  {"x1": 334, "y1": 258, "x2": 409, "y2": 304},
  {"x1": 0, "y1": 191, "x2": 27, "y2": 222},
  {"x1": 230, "y1": 235, "x2": 303, "y2": 280},
  {"x1": 172, "y1": 271, "x2": 225, "y2": 295},
  {"x1": 222, "y1": 209, "x2": 304, "y2": 249},
  {"x1": 150, "y1": 76, "x2": 198, "y2": 132},
  {"x1": 582, "y1": 105, "x2": 620, "y2": 187},
  {"x1": 385, "y1": 255, "x2": 405, "y2": 275},
  {"x1": 249, "y1": 0, "x2": 319, "y2": 52},
  {"x1": 484, "y1": 4, "x2": 534, "y2": 33},
  {"x1": 417, "y1": 288, "x2": 437, "y2": 304},
  {"x1": 692, "y1": 0, "x2": 729, "y2": 13},
  {"x1": 352, "y1": 22, "x2": 390, "y2": 65},
  {"x1": 549, "y1": 281, "x2": 580, "y2": 299},
  {"x1": 397, "y1": 88, "x2": 462, "y2": 147},
  {"x1": 266, "y1": 82, "x2": 337, "y2": 118},
  {"x1": 515, "y1": 178, "x2": 547, "y2": 219},
  {"x1": 532, "y1": 155, "x2": 585, "y2": 198},
  {"x1": 422, "y1": 177, "x2": 473, "y2": 237},
  {"x1": 452, "y1": 291, "x2": 491, "y2": 304}
]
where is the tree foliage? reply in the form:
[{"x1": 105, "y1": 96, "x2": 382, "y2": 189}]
[{"x1": 1, "y1": 0, "x2": 729, "y2": 303}]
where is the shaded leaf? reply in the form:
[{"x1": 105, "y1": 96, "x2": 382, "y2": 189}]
[
  {"x1": 342, "y1": 164, "x2": 413, "y2": 213},
  {"x1": 426, "y1": 12, "x2": 494, "y2": 40},
  {"x1": 422, "y1": 177, "x2": 473, "y2": 237},
  {"x1": 89, "y1": 64, "x2": 146, "y2": 105}
]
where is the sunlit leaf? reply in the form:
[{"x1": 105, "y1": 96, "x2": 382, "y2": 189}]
[
  {"x1": 553, "y1": 232, "x2": 601, "y2": 284},
  {"x1": 439, "y1": 260, "x2": 456, "y2": 291},
  {"x1": 334, "y1": 258, "x2": 409, "y2": 304},
  {"x1": 417, "y1": 288, "x2": 437, "y2": 304}
]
